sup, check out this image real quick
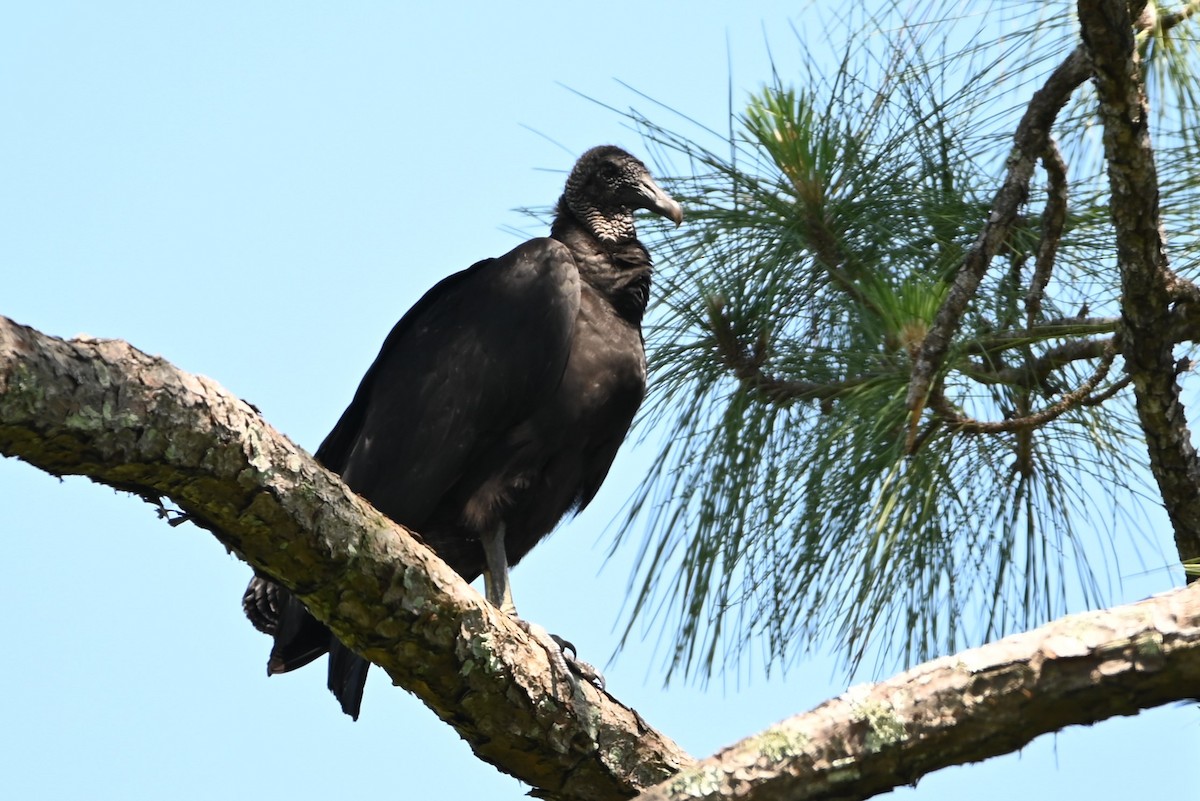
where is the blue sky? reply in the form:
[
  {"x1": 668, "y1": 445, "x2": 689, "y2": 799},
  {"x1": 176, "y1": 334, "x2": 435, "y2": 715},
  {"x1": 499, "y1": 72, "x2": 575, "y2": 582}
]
[{"x1": 2, "y1": 3, "x2": 1195, "y2": 799}]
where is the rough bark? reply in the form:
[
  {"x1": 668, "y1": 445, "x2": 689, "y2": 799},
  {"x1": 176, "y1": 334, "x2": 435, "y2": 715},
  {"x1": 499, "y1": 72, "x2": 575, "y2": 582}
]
[
  {"x1": 1078, "y1": 0, "x2": 1200, "y2": 565},
  {"x1": 0, "y1": 315, "x2": 692, "y2": 801},
  {"x1": 634, "y1": 584, "x2": 1200, "y2": 801},
  {"x1": 4, "y1": 313, "x2": 1200, "y2": 801}
]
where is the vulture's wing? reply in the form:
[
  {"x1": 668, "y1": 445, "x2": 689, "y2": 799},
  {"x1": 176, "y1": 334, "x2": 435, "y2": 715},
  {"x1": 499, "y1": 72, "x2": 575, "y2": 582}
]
[
  {"x1": 318, "y1": 237, "x2": 581, "y2": 523},
  {"x1": 259, "y1": 237, "x2": 581, "y2": 720}
]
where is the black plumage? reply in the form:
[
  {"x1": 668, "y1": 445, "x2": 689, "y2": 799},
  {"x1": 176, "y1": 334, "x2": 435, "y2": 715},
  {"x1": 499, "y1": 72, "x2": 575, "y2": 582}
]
[{"x1": 243, "y1": 145, "x2": 682, "y2": 718}]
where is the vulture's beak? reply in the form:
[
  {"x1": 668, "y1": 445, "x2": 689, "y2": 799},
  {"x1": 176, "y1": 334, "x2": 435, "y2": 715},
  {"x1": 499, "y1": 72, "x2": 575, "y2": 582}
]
[{"x1": 634, "y1": 176, "x2": 684, "y2": 227}]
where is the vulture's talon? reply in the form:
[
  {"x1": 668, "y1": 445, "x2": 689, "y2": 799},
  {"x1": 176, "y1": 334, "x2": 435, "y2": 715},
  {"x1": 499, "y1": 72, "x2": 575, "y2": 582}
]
[
  {"x1": 550, "y1": 633, "x2": 606, "y2": 691},
  {"x1": 518, "y1": 619, "x2": 576, "y2": 691},
  {"x1": 565, "y1": 652, "x2": 606, "y2": 691},
  {"x1": 550, "y1": 634, "x2": 577, "y2": 656},
  {"x1": 516, "y1": 622, "x2": 606, "y2": 693}
]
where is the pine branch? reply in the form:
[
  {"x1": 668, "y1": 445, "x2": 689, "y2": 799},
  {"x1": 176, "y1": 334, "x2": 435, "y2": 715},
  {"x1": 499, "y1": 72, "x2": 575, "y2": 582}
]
[
  {"x1": 965, "y1": 317, "x2": 1119, "y2": 356},
  {"x1": 1167, "y1": 271, "x2": 1200, "y2": 343},
  {"x1": 634, "y1": 582, "x2": 1200, "y2": 801},
  {"x1": 965, "y1": 336, "x2": 1115, "y2": 388},
  {"x1": 800, "y1": 207, "x2": 884, "y2": 319},
  {"x1": 705, "y1": 295, "x2": 875, "y2": 403},
  {"x1": 935, "y1": 341, "x2": 1116, "y2": 433},
  {"x1": 1079, "y1": 0, "x2": 1200, "y2": 566},
  {"x1": 1158, "y1": 0, "x2": 1200, "y2": 31},
  {"x1": 904, "y1": 46, "x2": 1093, "y2": 449},
  {"x1": 1026, "y1": 138, "x2": 1069, "y2": 326}
]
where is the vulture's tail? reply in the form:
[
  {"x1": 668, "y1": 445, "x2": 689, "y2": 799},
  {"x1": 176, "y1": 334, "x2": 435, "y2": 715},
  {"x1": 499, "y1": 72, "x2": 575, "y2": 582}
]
[{"x1": 242, "y1": 574, "x2": 371, "y2": 720}]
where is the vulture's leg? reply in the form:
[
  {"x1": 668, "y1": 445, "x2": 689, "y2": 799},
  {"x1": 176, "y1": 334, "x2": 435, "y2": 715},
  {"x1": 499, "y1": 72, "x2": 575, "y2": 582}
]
[
  {"x1": 480, "y1": 523, "x2": 517, "y2": 615},
  {"x1": 478, "y1": 524, "x2": 604, "y2": 691}
]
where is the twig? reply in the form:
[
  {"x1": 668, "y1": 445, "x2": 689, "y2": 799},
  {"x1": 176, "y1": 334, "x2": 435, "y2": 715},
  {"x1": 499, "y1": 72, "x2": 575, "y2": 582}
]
[
  {"x1": 967, "y1": 317, "x2": 1119, "y2": 357},
  {"x1": 904, "y1": 46, "x2": 1093, "y2": 451},
  {"x1": 932, "y1": 342, "x2": 1116, "y2": 433},
  {"x1": 1026, "y1": 139, "x2": 1069, "y2": 326},
  {"x1": 1082, "y1": 372, "x2": 1132, "y2": 405},
  {"x1": 706, "y1": 295, "x2": 872, "y2": 404},
  {"x1": 966, "y1": 337, "x2": 1113, "y2": 389},
  {"x1": 798, "y1": 203, "x2": 885, "y2": 318}
]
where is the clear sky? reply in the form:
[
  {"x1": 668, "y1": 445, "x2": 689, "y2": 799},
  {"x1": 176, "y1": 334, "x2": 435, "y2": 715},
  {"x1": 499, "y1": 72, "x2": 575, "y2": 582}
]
[{"x1": 1, "y1": 3, "x2": 1195, "y2": 799}]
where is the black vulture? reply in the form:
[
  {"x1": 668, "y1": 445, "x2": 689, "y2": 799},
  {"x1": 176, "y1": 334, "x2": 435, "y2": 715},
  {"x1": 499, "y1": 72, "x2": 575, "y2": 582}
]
[{"x1": 242, "y1": 146, "x2": 682, "y2": 719}]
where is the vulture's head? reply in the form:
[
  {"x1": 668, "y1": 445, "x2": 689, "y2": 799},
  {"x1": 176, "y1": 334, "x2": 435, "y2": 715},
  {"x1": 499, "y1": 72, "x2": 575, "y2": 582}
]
[{"x1": 562, "y1": 145, "x2": 683, "y2": 242}]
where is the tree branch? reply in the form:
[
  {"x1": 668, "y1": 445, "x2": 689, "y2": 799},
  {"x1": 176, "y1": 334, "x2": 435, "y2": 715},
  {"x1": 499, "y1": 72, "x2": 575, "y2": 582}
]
[
  {"x1": 633, "y1": 582, "x2": 1200, "y2": 801},
  {"x1": 1026, "y1": 138, "x2": 1069, "y2": 326},
  {"x1": 4, "y1": 313, "x2": 1200, "y2": 801},
  {"x1": 1079, "y1": 0, "x2": 1200, "y2": 566},
  {"x1": 0, "y1": 315, "x2": 691, "y2": 801},
  {"x1": 904, "y1": 46, "x2": 1093, "y2": 449},
  {"x1": 705, "y1": 295, "x2": 874, "y2": 404},
  {"x1": 935, "y1": 340, "x2": 1116, "y2": 433},
  {"x1": 1157, "y1": 0, "x2": 1200, "y2": 31},
  {"x1": 965, "y1": 336, "x2": 1114, "y2": 388},
  {"x1": 965, "y1": 317, "x2": 1120, "y2": 356},
  {"x1": 1167, "y1": 271, "x2": 1200, "y2": 344}
]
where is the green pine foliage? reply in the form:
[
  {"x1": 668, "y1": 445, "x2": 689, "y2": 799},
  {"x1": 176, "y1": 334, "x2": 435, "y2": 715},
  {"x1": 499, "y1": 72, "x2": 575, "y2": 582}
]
[{"x1": 615, "y1": 1, "x2": 1200, "y2": 680}]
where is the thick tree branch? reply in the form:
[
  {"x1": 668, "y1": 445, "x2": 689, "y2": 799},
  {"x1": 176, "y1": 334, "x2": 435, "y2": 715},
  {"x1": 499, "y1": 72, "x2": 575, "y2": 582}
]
[
  {"x1": 0, "y1": 315, "x2": 691, "y2": 801},
  {"x1": 634, "y1": 582, "x2": 1200, "y2": 801},
  {"x1": 4, "y1": 314, "x2": 1200, "y2": 801},
  {"x1": 904, "y1": 46, "x2": 1092, "y2": 448},
  {"x1": 1079, "y1": 0, "x2": 1200, "y2": 565}
]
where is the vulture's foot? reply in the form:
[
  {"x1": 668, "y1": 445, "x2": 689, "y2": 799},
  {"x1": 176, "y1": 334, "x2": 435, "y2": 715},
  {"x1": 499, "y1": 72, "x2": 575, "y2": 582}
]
[
  {"x1": 517, "y1": 620, "x2": 604, "y2": 694},
  {"x1": 550, "y1": 634, "x2": 605, "y2": 691}
]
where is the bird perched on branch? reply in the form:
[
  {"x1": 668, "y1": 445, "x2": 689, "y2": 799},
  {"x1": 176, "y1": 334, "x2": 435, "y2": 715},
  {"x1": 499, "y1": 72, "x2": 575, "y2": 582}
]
[{"x1": 242, "y1": 145, "x2": 682, "y2": 718}]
